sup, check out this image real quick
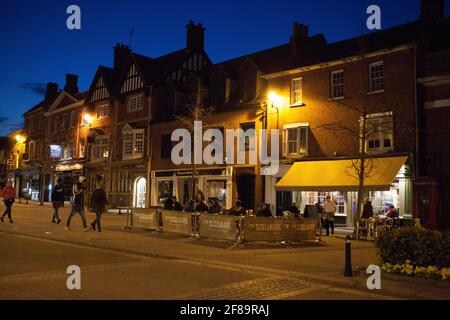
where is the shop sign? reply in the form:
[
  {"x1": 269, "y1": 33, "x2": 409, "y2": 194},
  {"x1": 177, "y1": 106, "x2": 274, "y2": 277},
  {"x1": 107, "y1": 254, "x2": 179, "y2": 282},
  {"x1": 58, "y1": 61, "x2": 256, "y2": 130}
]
[
  {"x1": 162, "y1": 211, "x2": 193, "y2": 235},
  {"x1": 55, "y1": 163, "x2": 83, "y2": 172},
  {"x1": 199, "y1": 215, "x2": 239, "y2": 241},
  {"x1": 132, "y1": 208, "x2": 159, "y2": 230}
]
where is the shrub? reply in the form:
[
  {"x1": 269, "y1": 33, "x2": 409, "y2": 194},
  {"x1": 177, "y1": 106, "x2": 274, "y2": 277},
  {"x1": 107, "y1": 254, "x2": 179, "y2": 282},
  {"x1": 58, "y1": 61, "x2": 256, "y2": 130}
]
[{"x1": 376, "y1": 227, "x2": 450, "y2": 269}]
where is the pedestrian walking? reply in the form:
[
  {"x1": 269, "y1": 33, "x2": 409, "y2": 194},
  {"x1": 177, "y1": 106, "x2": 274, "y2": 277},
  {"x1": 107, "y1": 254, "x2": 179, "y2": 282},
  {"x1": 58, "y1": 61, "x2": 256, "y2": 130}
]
[
  {"x1": 322, "y1": 195, "x2": 336, "y2": 236},
  {"x1": 1, "y1": 181, "x2": 16, "y2": 223},
  {"x1": 90, "y1": 181, "x2": 108, "y2": 232},
  {"x1": 51, "y1": 178, "x2": 64, "y2": 224},
  {"x1": 65, "y1": 176, "x2": 90, "y2": 232}
]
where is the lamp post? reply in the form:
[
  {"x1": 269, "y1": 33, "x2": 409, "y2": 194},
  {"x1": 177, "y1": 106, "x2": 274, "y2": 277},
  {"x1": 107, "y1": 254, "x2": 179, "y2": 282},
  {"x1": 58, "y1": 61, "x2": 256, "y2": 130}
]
[{"x1": 268, "y1": 92, "x2": 280, "y2": 130}]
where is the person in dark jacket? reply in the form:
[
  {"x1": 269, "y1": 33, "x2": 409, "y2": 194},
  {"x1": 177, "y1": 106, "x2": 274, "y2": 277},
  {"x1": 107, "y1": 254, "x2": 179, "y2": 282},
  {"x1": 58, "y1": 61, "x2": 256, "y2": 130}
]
[
  {"x1": 229, "y1": 200, "x2": 246, "y2": 216},
  {"x1": 173, "y1": 196, "x2": 183, "y2": 211},
  {"x1": 65, "y1": 176, "x2": 89, "y2": 232},
  {"x1": 195, "y1": 199, "x2": 209, "y2": 213},
  {"x1": 90, "y1": 181, "x2": 109, "y2": 232},
  {"x1": 256, "y1": 203, "x2": 273, "y2": 217},
  {"x1": 163, "y1": 196, "x2": 175, "y2": 210},
  {"x1": 288, "y1": 203, "x2": 301, "y2": 217},
  {"x1": 361, "y1": 198, "x2": 374, "y2": 219},
  {"x1": 208, "y1": 199, "x2": 222, "y2": 214},
  {"x1": 51, "y1": 178, "x2": 65, "y2": 224}
]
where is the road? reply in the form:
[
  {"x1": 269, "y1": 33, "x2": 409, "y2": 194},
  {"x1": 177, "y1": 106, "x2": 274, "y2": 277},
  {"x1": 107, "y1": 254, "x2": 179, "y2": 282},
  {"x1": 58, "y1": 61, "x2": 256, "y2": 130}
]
[{"x1": 1, "y1": 202, "x2": 449, "y2": 300}]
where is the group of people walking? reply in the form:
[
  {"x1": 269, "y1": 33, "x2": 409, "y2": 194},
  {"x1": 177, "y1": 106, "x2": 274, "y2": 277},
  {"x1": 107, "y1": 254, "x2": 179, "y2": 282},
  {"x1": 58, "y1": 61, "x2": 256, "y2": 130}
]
[{"x1": 0, "y1": 176, "x2": 108, "y2": 232}]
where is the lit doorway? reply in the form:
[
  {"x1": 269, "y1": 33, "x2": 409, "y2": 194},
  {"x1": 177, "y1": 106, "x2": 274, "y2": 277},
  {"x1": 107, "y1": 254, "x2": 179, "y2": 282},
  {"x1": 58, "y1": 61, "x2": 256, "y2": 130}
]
[{"x1": 134, "y1": 177, "x2": 147, "y2": 208}]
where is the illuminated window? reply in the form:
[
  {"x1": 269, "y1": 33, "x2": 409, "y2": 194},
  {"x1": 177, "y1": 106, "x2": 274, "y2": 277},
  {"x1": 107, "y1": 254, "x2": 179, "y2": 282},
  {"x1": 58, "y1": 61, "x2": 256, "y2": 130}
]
[
  {"x1": 283, "y1": 124, "x2": 309, "y2": 157},
  {"x1": 97, "y1": 104, "x2": 110, "y2": 118},
  {"x1": 362, "y1": 112, "x2": 393, "y2": 154},
  {"x1": 331, "y1": 70, "x2": 344, "y2": 98},
  {"x1": 369, "y1": 61, "x2": 384, "y2": 92},
  {"x1": 290, "y1": 78, "x2": 303, "y2": 106},
  {"x1": 122, "y1": 128, "x2": 144, "y2": 160},
  {"x1": 92, "y1": 136, "x2": 109, "y2": 161}
]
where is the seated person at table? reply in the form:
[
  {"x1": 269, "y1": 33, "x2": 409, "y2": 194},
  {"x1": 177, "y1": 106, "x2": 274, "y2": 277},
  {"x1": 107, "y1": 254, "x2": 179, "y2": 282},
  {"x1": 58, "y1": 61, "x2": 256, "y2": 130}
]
[
  {"x1": 229, "y1": 200, "x2": 247, "y2": 216},
  {"x1": 172, "y1": 196, "x2": 183, "y2": 211},
  {"x1": 288, "y1": 203, "x2": 301, "y2": 217},
  {"x1": 163, "y1": 196, "x2": 175, "y2": 210},
  {"x1": 195, "y1": 199, "x2": 209, "y2": 213},
  {"x1": 208, "y1": 199, "x2": 222, "y2": 214},
  {"x1": 386, "y1": 205, "x2": 399, "y2": 219},
  {"x1": 256, "y1": 203, "x2": 273, "y2": 217},
  {"x1": 185, "y1": 200, "x2": 196, "y2": 212}
]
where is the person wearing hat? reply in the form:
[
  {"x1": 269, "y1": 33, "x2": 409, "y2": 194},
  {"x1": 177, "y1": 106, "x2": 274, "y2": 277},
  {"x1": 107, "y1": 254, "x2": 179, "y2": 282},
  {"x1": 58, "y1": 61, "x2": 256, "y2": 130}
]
[
  {"x1": 51, "y1": 178, "x2": 65, "y2": 224},
  {"x1": 65, "y1": 176, "x2": 90, "y2": 232}
]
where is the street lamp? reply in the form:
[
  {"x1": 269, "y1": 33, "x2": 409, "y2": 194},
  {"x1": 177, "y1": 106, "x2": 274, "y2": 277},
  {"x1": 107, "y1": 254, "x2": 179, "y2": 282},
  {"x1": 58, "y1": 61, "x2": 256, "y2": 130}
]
[{"x1": 268, "y1": 92, "x2": 281, "y2": 129}]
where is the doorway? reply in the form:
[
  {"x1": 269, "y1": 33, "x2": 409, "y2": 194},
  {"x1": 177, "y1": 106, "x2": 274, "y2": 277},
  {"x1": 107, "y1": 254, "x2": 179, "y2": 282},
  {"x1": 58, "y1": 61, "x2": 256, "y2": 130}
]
[
  {"x1": 134, "y1": 177, "x2": 147, "y2": 208},
  {"x1": 236, "y1": 174, "x2": 255, "y2": 210}
]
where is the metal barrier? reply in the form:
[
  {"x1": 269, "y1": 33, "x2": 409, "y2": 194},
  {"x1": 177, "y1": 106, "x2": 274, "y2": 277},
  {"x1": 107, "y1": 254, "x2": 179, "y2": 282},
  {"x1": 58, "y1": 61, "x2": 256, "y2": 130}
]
[
  {"x1": 161, "y1": 211, "x2": 196, "y2": 236},
  {"x1": 286, "y1": 217, "x2": 317, "y2": 242},
  {"x1": 198, "y1": 214, "x2": 240, "y2": 241},
  {"x1": 241, "y1": 217, "x2": 286, "y2": 242},
  {"x1": 132, "y1": 208, "x2": 160, "y2": 230}
]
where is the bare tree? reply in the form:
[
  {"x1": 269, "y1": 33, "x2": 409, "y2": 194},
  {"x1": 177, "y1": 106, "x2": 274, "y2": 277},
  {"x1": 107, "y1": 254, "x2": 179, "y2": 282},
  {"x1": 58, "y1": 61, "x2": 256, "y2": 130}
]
[{"x1": 174, "y1": 80, "x2": 215, "y2": 201}]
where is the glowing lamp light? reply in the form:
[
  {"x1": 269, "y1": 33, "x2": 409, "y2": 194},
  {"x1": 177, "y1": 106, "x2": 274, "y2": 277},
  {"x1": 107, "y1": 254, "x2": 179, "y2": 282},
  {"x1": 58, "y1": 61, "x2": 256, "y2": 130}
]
[
  {"x1": 268, "y1": 92, "x2": 283, "y2": 109},
  {"x1": 83, "y1": 113, "x2": 93, "y2": 126},
  {"x1": 15, "y1": 134, "x2": 25, "y2": 143}
]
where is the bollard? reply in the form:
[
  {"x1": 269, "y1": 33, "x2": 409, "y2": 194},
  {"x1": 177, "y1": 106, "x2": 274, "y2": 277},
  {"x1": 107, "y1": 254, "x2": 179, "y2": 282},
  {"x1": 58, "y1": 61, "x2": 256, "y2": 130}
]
[{"x1": 344, "y1": 235, "x2": 353, "y2": 277}]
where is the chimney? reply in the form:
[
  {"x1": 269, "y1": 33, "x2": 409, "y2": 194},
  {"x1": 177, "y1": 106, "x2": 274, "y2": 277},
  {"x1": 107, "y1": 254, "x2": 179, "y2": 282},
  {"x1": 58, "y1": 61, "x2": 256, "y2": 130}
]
[
  {"x1": 45, "y1": 82, "x2": 58, "y2": 101},
  {"x1": 113, "y1": 43, "x2": 131, "y2": 71},
  {"x1": 421, "y1": 0, "x2": 445, "y2": 21},
  {"x1": 186, "y1": 21, "x2": 205, "y2": 50},
  {"x1": 64, "y1": 74, "x2": 79, "y2": 95},
  {"x1": 290, "y1": 22, "x2": 309, "y2": 57}
]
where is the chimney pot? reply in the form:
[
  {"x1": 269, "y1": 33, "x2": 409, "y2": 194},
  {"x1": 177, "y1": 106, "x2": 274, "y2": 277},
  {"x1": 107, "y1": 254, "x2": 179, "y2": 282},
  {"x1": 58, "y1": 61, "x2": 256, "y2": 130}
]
[
  {"x1": 64, "y1": 74, "x2": 79, "y2": 95},
  {"x1": 421, "y1": 0, "x2": 445, "y2": 21},
  {"x1": 186, "y1": 21, "x2": 205, "y2": 50},
  {"x1": 114, "y1": 43, "x2": 131, "y2": 71}
]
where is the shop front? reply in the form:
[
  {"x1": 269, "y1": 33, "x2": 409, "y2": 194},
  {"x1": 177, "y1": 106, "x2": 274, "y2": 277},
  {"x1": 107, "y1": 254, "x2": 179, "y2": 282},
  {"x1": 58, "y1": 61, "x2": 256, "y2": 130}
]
[
  {"x1": 18, "y1": 168, "x2": 42, "y2": 201},
  {"x1": 151, "y1": 166, "x2": 233, "y2": 209},
  {"x1": 269, "y1": 156, "x2": 413, "y2": 227},
  {"x1": 54, "y1": 162, "x2": 84, "y2": 201}
]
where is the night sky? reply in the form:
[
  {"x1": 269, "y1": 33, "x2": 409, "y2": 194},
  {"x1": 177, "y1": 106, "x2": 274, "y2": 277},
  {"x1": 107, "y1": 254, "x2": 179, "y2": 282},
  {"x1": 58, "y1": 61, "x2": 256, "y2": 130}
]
[{"x1": 1, "y1": 0, "x2": 448, "y2": 136}]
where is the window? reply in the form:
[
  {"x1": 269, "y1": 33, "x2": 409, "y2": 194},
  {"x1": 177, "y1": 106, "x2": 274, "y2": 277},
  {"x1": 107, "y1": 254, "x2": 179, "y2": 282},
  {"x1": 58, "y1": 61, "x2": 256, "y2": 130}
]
[
  {"x1": 369, "y1": 61, "x2": 384, "y2": 92},
  {"x1": 28, "y1": 141, "x2": 36, "y2": 160},
  {"x1": 161, "y1": 134, "x2": 172, "y2": 159},
  {"x1": 363, "y1": 112, "x2": 393, "y2": 154},
  {"x1": 97, "y1": 104, "x2": 110, "y2": 118},
  {"x1": 128, "y1": 95, "x2": 144, "y2": 112},
  {"x1": 69, "y1": 111, "x2": 76, "y2": 128},
  {"x1": 239, "y1": 122, "x2": 256, "y2": 152},
  {"x1": 79, "y1": 138, "x2": 86, "y2": 158},
  {"x1": 283, "y1": 124, "x2": 309, "y2": 157},
  {"x1": 122, "y1": 128, "x2": 145, "y2": 160},
  {"x1": 92, "y1": 136, "x2": 110, "y2": 161},
  {"x1": 331, "y1": 70, "x2": 344, "y2": 99},
  {"x1": 290, "y1": 78, "x2": 303, "y2": 106}
]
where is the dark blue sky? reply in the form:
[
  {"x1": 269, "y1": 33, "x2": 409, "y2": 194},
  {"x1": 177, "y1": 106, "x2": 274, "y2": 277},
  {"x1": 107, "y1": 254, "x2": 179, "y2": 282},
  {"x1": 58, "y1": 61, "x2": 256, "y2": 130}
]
[{"x1": 1, "y1": 0, "x2": 448, "y2": 135}]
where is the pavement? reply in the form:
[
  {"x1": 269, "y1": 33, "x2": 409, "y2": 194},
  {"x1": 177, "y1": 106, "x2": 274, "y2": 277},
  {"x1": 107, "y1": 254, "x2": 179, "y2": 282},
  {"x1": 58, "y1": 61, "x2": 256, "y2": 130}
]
[{"x1": 1, "y1": 202, "x2": 449, "y2": 300}]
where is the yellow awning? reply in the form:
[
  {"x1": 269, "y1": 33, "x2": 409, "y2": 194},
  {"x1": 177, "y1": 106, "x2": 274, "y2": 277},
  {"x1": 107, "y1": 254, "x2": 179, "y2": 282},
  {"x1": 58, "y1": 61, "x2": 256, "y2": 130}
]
[{"x1": 275, "y1": 156, "x2": 408, "y2": 192}]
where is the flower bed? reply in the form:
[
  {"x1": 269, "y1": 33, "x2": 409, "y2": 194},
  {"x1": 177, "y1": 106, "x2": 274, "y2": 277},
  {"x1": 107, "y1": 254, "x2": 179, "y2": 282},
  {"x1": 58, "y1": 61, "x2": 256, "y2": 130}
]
[{"x1": 376, "y1": 227, "x2": 450, "y2": 281}]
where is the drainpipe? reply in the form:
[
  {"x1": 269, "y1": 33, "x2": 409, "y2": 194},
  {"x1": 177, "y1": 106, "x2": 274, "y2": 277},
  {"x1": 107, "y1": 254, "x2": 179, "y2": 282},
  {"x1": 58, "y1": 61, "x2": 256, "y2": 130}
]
[
  {"x1": 413, "y1": 45, "x2": 420, "y2": 179},
  {"x1": 146, "y1": 86, "x2": 154, "y2": 208}
]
